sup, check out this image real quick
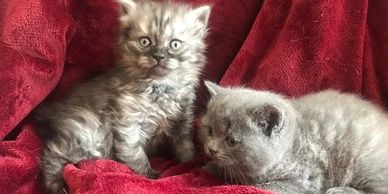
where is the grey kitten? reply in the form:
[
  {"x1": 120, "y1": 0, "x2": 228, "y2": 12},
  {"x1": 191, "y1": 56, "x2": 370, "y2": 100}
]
[
  {"x1": 35, "y1": 1, "x2": 210, "y2": 193},
  {"x1": 199, "y1": 81, "x2": 388, "y2": 194}
]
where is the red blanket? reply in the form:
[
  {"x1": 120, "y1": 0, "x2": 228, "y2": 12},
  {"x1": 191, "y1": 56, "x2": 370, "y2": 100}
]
[{"x1": 1, "y1": 0, "x2": 387, "y2": 193}]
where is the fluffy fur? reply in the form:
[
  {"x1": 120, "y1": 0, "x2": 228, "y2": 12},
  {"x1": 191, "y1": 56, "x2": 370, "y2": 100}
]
[
  {"x1": 199, "y1": 81, "x2": 388, "y2": 194},
  {"x1": 35, "y1": 1, "x2": 211, "y2": 193}
]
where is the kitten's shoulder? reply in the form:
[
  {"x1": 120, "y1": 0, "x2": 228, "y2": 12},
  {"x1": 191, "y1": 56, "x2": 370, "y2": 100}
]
[
  {"x1": 293, "y1": 89, "x2": 373, "y2": 109},
  {"x1": 292, "y1": 89, "x2": 388, "y2": 127},
  {"x1": 297, "y1": 89, "x2": 358, "y2": 101}
]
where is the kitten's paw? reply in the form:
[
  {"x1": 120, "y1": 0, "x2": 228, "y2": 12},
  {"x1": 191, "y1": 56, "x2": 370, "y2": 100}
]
[{"x1": 325, "y1": 187, "x2": 362, "y2": 194}]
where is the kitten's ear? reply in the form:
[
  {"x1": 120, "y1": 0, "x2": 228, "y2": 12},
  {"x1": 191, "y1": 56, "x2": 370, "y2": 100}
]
[
  {"x1": 250, "y1": 105, "x2": 284, "y2": 137},
  {"x1": 118, "y1": 0, "x2": 137, "y2": 15},
  {"x1": 191, "y1": 5, "x2": 211, "y2": 26},
  {"x1": 204, "y1": 81, "x2": 222, "y2": 96}
]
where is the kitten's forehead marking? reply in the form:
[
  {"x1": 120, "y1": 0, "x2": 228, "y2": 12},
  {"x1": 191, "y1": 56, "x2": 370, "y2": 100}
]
[
  {"x1": 133, "y1": 3, "x2": 197, "y2": 42},
  {"x1": 151, "y1": 7, "x2": 170, "y2": 37}
]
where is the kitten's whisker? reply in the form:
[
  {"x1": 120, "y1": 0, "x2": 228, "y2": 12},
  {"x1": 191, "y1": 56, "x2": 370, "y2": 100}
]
[
  {"x1": 230, "y1": 168, "x2": 237, "y2": 184},
  {"x1": 233, "y1": 168, "x2": 239, "y2": 185},
  {"x1": 228, "y1": 167, "x2": 235, "y2": 185},
  {"x1": 217, "y1": 168, "x2": 222, "y2": 177},
  {"x1": 231, "y1": 166, "x2": 240, "y2": 185},
  {"x1": 225, "y1": 167, "x2": 230, "y2": 183},
  {"x1": 236, "y1": 166, "x2": 247, "y2": 184},
  {"x1": 228, "y1": 167, "x2": 232, "y2": 184},
  {"x1": 223, "y1": 168, "x2": 227, "y2": 182},
  {"x1": 238, "y1": 165, "x2": 247, "y2": 184},
  {"x1": 230, "y1": 166, "x2": 238, "y2": 184}
]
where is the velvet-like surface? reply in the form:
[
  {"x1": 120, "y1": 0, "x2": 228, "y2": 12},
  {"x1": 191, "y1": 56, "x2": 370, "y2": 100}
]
[{"x1": 1, "y1": 0, "x2": 387, "y2": 193}]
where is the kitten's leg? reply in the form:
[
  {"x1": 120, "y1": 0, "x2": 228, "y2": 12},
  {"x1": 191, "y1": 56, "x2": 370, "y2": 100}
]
[
  {"x1": 325, "y1": 187, "x2": 363, "y2": 194},
  {"x1": 42, "y1": 135, "x2": 111, "y2": 194},
  {"x1": 41, "y1": 145, "x2": 69, "y2": 194},
  {"x1": 154, "y1": 86, "x2": 196, "y2": 162},
  {"x1": 40, "y1": 109, "x2": 112, "y2": 194},
  {"x1": 114, "y1": 124, "x2": 159, "y2": 178},
  {"x1": 172, "y1": 99, "x2": 197, "y2": 161},
  {"x1": 172, "y1": 119, "x2": 195, "y2": 162}
]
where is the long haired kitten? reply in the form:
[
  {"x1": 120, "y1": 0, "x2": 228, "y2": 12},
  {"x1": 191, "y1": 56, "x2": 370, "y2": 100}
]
[
  {"x1": 35, "y1": 1, "x2": 211, "y2": 193},
  {"x1": 199, "y1": 82, "x2": 388, "y2": 194}
]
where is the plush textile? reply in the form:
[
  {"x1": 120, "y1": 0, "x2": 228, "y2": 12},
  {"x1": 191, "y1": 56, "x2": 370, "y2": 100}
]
[{"x1": 1, "y1": 0, "x2": 387, "y2": 193}]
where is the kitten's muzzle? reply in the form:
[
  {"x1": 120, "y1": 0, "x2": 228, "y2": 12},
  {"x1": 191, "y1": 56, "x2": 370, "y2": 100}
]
[
  {"x1": 205, "y1": 146, "x2": 218, "y2": 156},
  {"x1": 209, "y1": 148, "x2": 217, "y2": 155}
]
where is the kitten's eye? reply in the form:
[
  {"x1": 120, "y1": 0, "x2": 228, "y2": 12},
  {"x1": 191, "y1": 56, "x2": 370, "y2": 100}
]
[
  {"x1": 207, "y1": 127, "x2": 213, "y2": 136},
  {"x1": 170, "y1": 39, "x2": 182, "y2": 50},
  {"x1": 139, "y1": 37, "x2": 151, "y2": 48},
  {"x1": 225, "y1": 136, "x2": 238, "y2": 146}
]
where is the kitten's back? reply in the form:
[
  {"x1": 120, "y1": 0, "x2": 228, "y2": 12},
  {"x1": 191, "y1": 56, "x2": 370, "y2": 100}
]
[
  {"x1": 293, "y1": 90, "x2": 388, "y2": 192},
  {"x1": 293, "y1": 90, "x2": 388, "y2": 138}
]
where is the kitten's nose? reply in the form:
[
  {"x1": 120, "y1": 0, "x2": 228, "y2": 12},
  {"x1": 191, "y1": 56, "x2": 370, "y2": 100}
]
[
  {"x1": 152, "y1": 52, "x2": 165, "y2": 62},
  {"x1": 208, "y1": 147, "x2": 217, "y2": 155}
]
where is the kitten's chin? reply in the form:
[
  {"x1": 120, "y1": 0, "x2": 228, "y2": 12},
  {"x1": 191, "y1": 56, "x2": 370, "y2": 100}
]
[{"x1": 150, "y1": 65, "x2": 172, "y2": 77}]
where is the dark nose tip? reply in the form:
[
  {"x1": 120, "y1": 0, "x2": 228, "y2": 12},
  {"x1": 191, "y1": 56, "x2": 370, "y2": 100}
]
[
  {"x1": 208, "y1": 147, "x2": 217, "y2": 155},
  {"x1": 152, "y1": 53, "x2": 165, "y2": 62}
]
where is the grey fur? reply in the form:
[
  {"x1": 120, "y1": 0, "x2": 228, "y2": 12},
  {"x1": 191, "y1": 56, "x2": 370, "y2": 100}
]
[
  {"x1": 35, "y1": 1, "x2": 211, "y2": 193},
  {"x1": 199, "y1": 81, "x2": 388, "y2": 194}
]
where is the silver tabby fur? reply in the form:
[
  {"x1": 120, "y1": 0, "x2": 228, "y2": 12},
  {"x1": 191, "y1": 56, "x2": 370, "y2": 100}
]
[
  {"x1": 35, "y1": 1, "x2": 211, "y2": 193},
  {"x1": 199, "y1": 82, "x2": 388, "y2": 194}
]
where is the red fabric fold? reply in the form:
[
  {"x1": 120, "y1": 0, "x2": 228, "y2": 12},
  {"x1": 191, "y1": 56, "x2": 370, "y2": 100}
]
[{"x1": 1, "y1": 0, "x2": 387, "y2": 193}]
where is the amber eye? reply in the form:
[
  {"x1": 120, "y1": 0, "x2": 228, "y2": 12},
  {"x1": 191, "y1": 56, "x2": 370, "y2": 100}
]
[
  {"x1": 170, "y1": 39, "x2": 182, "y2": 50},
  {"x1": 139, "y1": 37, "x2": 151, "y2": 48},
  {"x1": 207, "y1": 127, "x2": 213, "y2": 136},
  {"x1": 225, "y1": 136, "x2": 238, "y2": 146}
]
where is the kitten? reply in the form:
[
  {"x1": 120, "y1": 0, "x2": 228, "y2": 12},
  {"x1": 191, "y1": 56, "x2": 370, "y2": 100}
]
[
  {"x1": 35, "y1": 1, "x2": 211, "y2": 193},
  {"x1": 199, "y1": 81, "x2": 388, "y2": 194}
]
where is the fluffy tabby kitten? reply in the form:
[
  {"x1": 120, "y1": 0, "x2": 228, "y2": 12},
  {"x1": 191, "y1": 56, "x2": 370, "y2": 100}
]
[
  {"x1": 35, "y1": 1, "x2": 210, "y2": 193},
  {"x1": 199, "y1": 81, "x2": 388, "y2": 194}
]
